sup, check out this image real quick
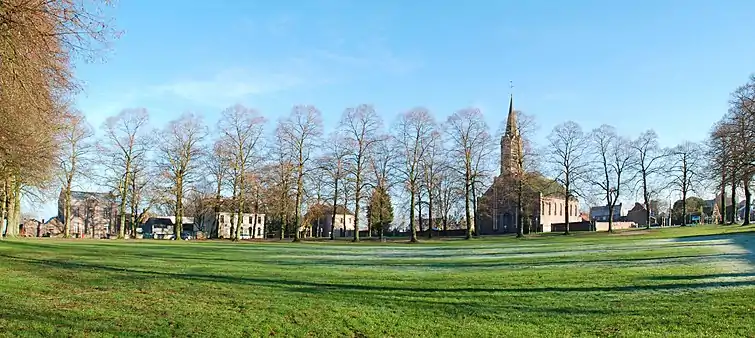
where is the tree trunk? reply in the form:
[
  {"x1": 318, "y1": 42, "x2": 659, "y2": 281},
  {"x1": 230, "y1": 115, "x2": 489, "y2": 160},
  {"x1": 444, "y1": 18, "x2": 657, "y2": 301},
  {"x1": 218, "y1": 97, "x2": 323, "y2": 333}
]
[
  {"x1": 235, "y1": 174, "x2": 244, "y2": 241},
  {"x1": 442, "y1": 215, "x2": 448, "y2": 237},
  {"x1": 427, "y1": 190, "x2": 434, "y2": 239},
  {"x1": 293, "y1": 165, "x2": 304, "y2": 242},
  {"x1": 642, "y1": 170, "x2": 651, "y2": 229},
  {"x1": 418, "y1": 192, "x2": 423, "y2": 234},
  {"x1": 564, "y1": 181, "x2": 571, "y2": 235},
  {"x1": 174, "y1": 177, "x2": 183, "y2": 240},
  {"x1": 330, "y1": 178, "x2": 338, "y2": 240},
  {"x1": 119, "y1": 161, "x2": 131, "y2": 239},
  {"x1": 607, "y1": 200, "x2": 614, "y2": 233},
  {"x1": 409, "y1": 185, "x2": 418, "y2": 243},
  {"x1": 681, "y1": 191, "x2": 687, "y2": 226},
  {"x1": 64, "y1": 183, "x2": 72, "y2": 238},
  {"x1": 464, "y1": 176, "x2": 472, "y2": 240},
  {"x1": 353, "y1": 182, "x2": 361, "y2": 243},
  {"x1": 279, "y1": 213, "x2": 286, "y2": 240},
  {"x1": 471, "y1": 183, "x2": 478, "y2": 236},
  {"x1": 516, "y1": 180, "x2": 524, "y2": 238},
  {"x1": 0, "y1": 180, "x2": 7, "y2": 239},
  {"x1": 720, "y1": 169, "x2": 727, "y2": 224},
  {"x1": 4, "y1": 178, "x2": 19, "y2": 238},
  {"x1": 730, "y1": 179, "x2": 737, "y2": 225},
  {"x1": 744, "y1": 179, "x2": 751, "y2": 226}
]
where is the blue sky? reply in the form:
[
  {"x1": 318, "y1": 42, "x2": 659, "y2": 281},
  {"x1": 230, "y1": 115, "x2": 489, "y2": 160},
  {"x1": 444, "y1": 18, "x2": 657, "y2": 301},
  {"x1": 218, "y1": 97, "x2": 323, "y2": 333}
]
[{"x1": 33, "y1": 0, "x2": 755, "y2": 219}]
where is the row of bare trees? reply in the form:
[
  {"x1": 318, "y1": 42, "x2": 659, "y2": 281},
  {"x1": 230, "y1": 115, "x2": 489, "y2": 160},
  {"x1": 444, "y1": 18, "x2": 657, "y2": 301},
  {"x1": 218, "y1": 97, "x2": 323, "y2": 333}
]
[
  {"x1": 43, "y1": 101, "x2": 729, "y2": 241},
  {"x1": 49, "y1": 101, "x2": 502, "y2": 242},
  {"x1": 0, "y1": 0, "x2": 117, "y2": 239},
  {"x1": 708, "y1": 75, "x2": 755, "y2": 226}
]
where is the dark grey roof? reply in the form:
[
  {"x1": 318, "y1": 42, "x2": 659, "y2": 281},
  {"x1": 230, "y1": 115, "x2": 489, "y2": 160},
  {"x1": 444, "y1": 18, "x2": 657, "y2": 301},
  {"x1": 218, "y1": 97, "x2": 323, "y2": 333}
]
[{"x1": 69, "y1": 191, "x2": 113, "y2": 203}]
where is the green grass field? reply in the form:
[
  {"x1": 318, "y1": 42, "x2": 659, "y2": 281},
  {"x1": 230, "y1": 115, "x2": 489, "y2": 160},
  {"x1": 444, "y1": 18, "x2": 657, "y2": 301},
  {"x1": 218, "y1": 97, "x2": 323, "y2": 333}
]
[{"x1": 1, "y1": 225, "x2": 754, "y2": 337}]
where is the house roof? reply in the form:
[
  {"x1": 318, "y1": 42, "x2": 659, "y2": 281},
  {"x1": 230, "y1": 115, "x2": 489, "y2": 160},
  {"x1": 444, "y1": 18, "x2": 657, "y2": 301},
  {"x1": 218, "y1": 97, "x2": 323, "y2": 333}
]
[
  {"x1": 66, "y1": 190, "x2": 114, "y2": 204},
  {"x1": 305, "y1": 203, "x2": 353, "y2": 217},
  {"x1": 146, "y1": 216, "x2": 194, "y2": 225},
  {"x1": 589, "y1": 204, "x2": 622, "y2": 215},
  {"x1": 628, "y1": 202, "x2": 646, "y2": 213}
]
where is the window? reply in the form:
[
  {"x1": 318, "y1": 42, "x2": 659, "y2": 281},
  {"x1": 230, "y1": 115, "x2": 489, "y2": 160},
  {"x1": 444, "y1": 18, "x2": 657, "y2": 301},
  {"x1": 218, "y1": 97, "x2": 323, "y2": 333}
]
[
  {"x1": 560, "y1": 204, "x2": 563, "y2": 216},
  {"x1": 248, "y1": 216, "x2": 253, "y2": 224},
  {"x1": 548, "y1": 203, "x2": 551, "y2": 216},
  {"x1": 541, "y1": 202, "x2": 545, "y2": 215},
  {"x1": 220, "y1": 215, "x2": 225, "y2": 223},
  {"x1": 258, "y1": 216, "x2": 262, "y2": 224},
  {"x1": 257, "y1": 227, "x2": 262, "y2": 236}
]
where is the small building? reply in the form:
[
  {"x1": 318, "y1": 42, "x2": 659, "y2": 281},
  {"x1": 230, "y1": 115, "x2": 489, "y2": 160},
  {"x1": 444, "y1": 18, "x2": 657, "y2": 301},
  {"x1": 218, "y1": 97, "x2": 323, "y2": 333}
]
[
  {"x1": 141, "y1": 216, "x2": 195, "y2": 239},
  {"x1": 304, "y1": 204, "x2": 354, "y2": 238},
  {"x1": 200, "y1": 211, "x2": 266, "y2": 239},
  {"x1": 57, "y1": 190, "x2": 118, "y2": 238},
  {"x1": 626, "y1": 203, "x2": 655, "y2": 226},
  {"x1": 589, "y1": 204, "x2": 623, "y2": 222}
]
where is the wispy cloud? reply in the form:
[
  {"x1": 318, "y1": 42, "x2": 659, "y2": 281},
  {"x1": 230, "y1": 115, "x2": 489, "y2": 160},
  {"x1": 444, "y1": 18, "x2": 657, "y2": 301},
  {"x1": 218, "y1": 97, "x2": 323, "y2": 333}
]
[{"x1": 148, "y1": 69, "x2": 307, "y2": 107}]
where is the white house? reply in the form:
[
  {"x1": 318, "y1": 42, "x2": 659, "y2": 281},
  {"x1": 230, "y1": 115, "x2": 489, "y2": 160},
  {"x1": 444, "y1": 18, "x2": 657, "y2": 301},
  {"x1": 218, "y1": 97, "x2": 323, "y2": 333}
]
[{"x1": 200, "y1": 211, "x2": 266, "y2": 239}]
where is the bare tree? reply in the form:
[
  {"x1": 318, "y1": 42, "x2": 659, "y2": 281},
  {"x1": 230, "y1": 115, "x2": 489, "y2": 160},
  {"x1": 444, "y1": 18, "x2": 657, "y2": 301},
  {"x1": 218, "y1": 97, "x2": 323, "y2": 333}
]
[
  {"x1": 727, "y1": 79, "x2": 755, "y2": 225},
  {"x1": 276, "y1": 105, "x2": 323, "y2": 242},
  {"x1": 341, "y1": 105, "x2": 382, "y2": 241},
  {"x1": 436, "y1": 160, "x2": 463, "y2": 236},
  {"x1": 588, "y1": 125, "x2": 635, "y2": 232},
  {"x1": 204, "y1": 140, "x2": 231, "y2": 238},
  {"x1": 0, "y1": 0, "x2": 118, "y2": 239},
  {"x1": 547, "y1": 121, "x2": 589, "y2": 235},
  {"x1": 630, "y1": 130, "x2": 667, "y2": 228},
  {"x1": 666, "y1": 141, "x2": 704, "y2": 226},
  {"x1": 319, "y1": 132, "x2": 349, "y2": 240},
  {"x1": 446, "y1": 108, "x2": 492, "y2": 240},
  {"x1": 369, "y1": 134, "x2": 396, "y2": 240},
  {"x1": 100, "y1": 109, "x2": 151, "y2": 239},
  {"x1": 420, "y1": 130, "x2": 443, "y2": 239},
  {"x1": 395, "y1": 108, "x2": 438, "y2": 242},
  {"x1": 57, "y1": 111, "x2": 94, "y2": 238},
  {"x1": 218, "y1": 104, "x2": 266, "y2": 241},
  {"x1": 156, "y1": 114, "x2": 207, "y2": 239},
  {"x1": 127, "y1": 153, "x2": 159, "y2": 237},
  {"x1": 707, "y1": 120, "x2": 733, "y2": 224}
]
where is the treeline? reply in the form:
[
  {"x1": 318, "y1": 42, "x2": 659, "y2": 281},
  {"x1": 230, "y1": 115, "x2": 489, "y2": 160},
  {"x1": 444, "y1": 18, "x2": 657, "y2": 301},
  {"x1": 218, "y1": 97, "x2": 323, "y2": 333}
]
[
  {"x1": 0, "y1": 0, "x2": 117, "y2": 238},
  {"x1": 708, "y1": 75, "x2": 755, "y2": 225},
  {"x1": 56, "y1": 105, "x2": 497, "y2": 243}
]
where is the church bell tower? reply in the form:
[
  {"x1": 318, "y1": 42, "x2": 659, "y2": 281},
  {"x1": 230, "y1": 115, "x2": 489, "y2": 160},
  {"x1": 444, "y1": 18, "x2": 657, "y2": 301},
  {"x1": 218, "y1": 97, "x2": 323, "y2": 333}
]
[{"x1": 500, "y1": 94, "x2": 523, "y2": 178}]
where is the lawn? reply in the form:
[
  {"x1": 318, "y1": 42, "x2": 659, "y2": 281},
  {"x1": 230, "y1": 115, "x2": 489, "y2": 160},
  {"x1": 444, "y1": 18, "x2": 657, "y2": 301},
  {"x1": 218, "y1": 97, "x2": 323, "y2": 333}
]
[{"x1": 1, "y1": 225, "x2": 754, "y2": 337}]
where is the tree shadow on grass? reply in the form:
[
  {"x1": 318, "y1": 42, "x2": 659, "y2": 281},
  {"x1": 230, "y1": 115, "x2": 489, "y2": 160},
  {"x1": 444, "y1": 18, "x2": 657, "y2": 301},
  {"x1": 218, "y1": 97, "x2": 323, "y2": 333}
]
[
  {"x1": 2, "y1": 254, "x2": 754, "y2": 294},
  {"x1": 672, "y1": 233, "x2": 755, "y2": 266}
]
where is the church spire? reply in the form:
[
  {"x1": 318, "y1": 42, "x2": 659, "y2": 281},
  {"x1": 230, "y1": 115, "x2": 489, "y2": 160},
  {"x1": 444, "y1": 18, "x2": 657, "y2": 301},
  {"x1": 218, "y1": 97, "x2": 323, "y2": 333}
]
[
  {"x1": 505, "y1": 94, "x2": 517, "y2": 136},
  {"x1": 506, "y1": 95, "x2": 518, "y2": 136}
]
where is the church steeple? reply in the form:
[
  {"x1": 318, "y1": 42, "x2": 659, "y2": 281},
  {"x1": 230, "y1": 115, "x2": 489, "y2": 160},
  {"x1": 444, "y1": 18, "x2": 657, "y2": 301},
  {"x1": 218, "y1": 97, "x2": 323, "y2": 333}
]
[
  {"x1": 500, "y1": 89, "x2": 523, "y2": 177},
  {"x1": 504, "y1": 94, "x2": 517, "y2": 137}
]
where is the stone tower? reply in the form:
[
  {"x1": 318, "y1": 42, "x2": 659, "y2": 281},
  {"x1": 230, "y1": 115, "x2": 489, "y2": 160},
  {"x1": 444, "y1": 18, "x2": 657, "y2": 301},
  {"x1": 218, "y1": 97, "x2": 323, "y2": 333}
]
[{"x1": 500, "y1": 95, "x2": 523, "y2": 178}]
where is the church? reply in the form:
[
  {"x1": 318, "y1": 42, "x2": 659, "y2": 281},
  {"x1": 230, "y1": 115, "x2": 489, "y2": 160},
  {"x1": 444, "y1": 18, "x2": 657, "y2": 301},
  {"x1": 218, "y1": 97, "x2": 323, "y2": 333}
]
[{"x1": 477, "y1": 95, "x2": 581, "y2": 234}]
